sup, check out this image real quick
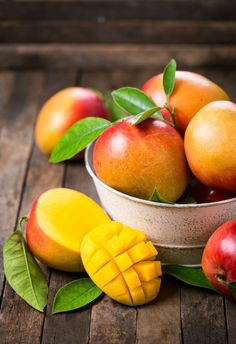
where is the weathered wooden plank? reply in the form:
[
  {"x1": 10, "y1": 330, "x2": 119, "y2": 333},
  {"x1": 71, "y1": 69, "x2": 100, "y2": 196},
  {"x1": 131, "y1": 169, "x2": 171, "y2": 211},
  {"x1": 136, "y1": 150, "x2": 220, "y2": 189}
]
[
  {"x1": 0, "y1": 71, "x2": 45, "y2": 300},
  {"x1": 0, "y1": 20, "x2": 235, "y2": 44},
  {"x1": 136, "y1": 277, "x2": 181, "y2": 344},
  {"x1": 89, "y1": 296, "x2": 136, "y2": 344},
  {"x1": 0, "y1": 71, "x2": 15, "y2": 299},
  {"x1": 0, "y1": 70, "x2": 75, "y2": 344},
  {"x1": 0, "y1": 1, "x2": 235, "y2": 20},
  {"x1": 181, "y1": 286, "x2": 227, "y2": 344},
  {"x1": 1, "y1": 44, "x2": 234, "y2": 69},
  {"x1": 41, "y1": 162, "x2": 95, "y2": 344},
  {"x1": 225, "y1": 299, "x2": 236, "y2": 344}
]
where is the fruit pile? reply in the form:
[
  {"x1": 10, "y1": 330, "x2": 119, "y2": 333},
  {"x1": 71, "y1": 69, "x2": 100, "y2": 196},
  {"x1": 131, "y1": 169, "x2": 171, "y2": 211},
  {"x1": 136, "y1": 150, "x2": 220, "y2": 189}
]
[
  {"x1": 36, "y1": 59, "x2": 236, "y2": 204},
  {"x1": 3, "y1": 59, "x2": 236, "y2": 314}
]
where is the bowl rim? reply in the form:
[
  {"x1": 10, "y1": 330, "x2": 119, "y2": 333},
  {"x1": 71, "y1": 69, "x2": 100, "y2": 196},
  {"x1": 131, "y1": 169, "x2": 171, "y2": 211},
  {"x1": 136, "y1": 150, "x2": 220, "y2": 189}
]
[{"x1": 85, "y1": 142, "x2": 236, "y2": 209}]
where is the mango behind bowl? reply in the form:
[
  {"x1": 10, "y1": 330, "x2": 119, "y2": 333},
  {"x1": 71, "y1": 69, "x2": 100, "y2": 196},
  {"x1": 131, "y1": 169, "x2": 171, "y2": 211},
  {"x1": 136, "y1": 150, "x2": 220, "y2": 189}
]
[
  {"x1": 35, "y1": 87, "x2": 108, "y2": 156},
  {"x1": 26, "y1": 188, "x2": 110, "y2": 272}
]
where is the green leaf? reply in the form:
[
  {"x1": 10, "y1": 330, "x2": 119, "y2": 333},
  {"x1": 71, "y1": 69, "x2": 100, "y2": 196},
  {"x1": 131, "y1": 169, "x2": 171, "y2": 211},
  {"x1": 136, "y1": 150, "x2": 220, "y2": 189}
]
[
  {"x1": 178, "y1": 195, "x2": 197, "y2": 204},
  {"x1": 163, "y1": 265, "x2": 217, "y2": 291},
  {"x1": 229, "y1": 281, "x2": 236, "y2": 301},
  {"x1": 3, "y1": 221, "x2": 48, "y2": 312},
  {"x1": 149, "y1": 187, "x2": 172, "y2": 204},
  {"x1": 163, "y1": 59, "x2": 176, "y2": 98},
  {"x1": 49, "y1": 117, "x2": 112, "y2": 163},
  {"x1": 105, "y1": 95, "x2": 128, "y2": 121},
  {"x1": 112, "y1": 87, "x2": 156, "y2": 115},
  {"x1": 52, "y1": 278, "x2": 102, "y2": 314},
  {"x1": 131, "y1": 107, "x2": 162, "y2": 125}
]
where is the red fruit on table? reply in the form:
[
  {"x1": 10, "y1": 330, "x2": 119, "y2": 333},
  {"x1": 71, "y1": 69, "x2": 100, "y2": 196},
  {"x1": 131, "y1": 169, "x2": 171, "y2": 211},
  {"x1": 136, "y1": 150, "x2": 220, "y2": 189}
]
[
  {"x1": 202, "y1": 219, "x2": 236, "y2": 299},
  {"x1": 35, "y1": 87, "x2": 108, "y2": 156}
]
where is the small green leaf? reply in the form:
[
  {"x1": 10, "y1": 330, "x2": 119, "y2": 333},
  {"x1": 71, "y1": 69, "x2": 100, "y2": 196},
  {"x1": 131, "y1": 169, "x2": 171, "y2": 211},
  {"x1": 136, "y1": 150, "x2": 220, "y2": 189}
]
[
  {"x1": 149, "y1": 187, "x2": 172, "y2": 204},
  {"x1": 229, "y1": 281, "x2": 236, "y2": 301},
  {"x1": 105, "y1": 95, "x2": 128, "y2": 121},
  {"x1": 49, "y1": 117, "x2": 112, "y2": 163},
  {"x1": 112, "y1": 87, "x2": 156, "y2": 115},
  {"x1": 163, "y1": 59, "x2": 176, "y2": 98},
  {"x1": 52, "y1": 278, "x2": 102, "y2": 314},
  {"x1": 163, "y1": 265, "x2": 217, "y2": 291},
  {"x1": 178, "y1": 195, "x2": 197, "y2": 204},
  {"x1": 131, "y1": 107, "x2": 162, "y2": 125},
  {"x1": 3, "y1": 218, "x2": 48, "y2": 312}
]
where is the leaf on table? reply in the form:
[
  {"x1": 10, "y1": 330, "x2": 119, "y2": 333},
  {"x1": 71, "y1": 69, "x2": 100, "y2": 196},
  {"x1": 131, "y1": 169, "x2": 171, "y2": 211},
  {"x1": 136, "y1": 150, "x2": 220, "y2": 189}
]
[
  {"x1": 229, "y1": 281, "x2": 236, "y2": 301},
  {"x1": 3, "y1": 230, "x2": 48, "y2": 312},
  {"x1": 131, "y1": 107, "x2": 162, "y2": 125},
  {"x1": 162, "y1": 265, "x2": 217, "y2": 291},
  {"x1": 112, "y1": 87, "x2": 156, "y2": 115},
  {"x1": 163, "y1": 58, "x2": 177, "y2": 98},
  {"x1": 52, "y1": 278, "x2": 103, "y2": 314},
  {"x1": 49, "y1": 117, "x2": 112, "y2": 163}
]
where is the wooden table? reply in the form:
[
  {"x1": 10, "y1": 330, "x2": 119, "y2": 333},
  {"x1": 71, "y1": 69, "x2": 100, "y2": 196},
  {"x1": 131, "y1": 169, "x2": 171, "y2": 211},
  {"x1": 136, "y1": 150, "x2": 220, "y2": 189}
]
[{"x1": 0, "y1": 66, "x2": 235, "y2": 344}]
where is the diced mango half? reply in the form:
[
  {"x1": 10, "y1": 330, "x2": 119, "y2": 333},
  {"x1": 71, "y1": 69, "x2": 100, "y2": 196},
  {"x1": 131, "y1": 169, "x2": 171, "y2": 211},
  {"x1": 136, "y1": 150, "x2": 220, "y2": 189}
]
[{"x1": 81, "y1": 221, "x2": 162, "y2": 306}]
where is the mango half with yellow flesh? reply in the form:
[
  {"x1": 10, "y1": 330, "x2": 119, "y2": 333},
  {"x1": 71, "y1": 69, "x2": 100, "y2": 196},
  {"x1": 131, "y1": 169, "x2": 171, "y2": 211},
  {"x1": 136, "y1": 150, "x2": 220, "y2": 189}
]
[
  {"x1": 26, "y1": 188, "x2": 110, "y2": 272},
  {"x1": 81, "y1": 222, "x2": 162, "y2": 306}
]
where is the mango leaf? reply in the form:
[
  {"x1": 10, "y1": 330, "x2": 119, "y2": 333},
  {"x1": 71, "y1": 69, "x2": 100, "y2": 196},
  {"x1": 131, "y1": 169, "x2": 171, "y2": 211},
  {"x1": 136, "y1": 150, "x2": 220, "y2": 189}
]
[
  {"x1": 112, "y1": 87, "x2": 156, "y2": 115},
  {"x1": 163, "y1": 59, "x2": 176, "y2": 98},
  {"x1": 149, "y1": 187, "x2": 172, "y2": 204},
  {"x1": 131, "y1": 107, "x2": 162, "y2": 125},
  {"x1": 105, "y1": 95, "x2": 128, "y2": 121},
  {"x1": 162, "y1": 265, "x2": 217, "y2": 291},
  {"x1": 49, "y1": 117, "x2": 112, "y2": 163},
  {"x1": 3, "y1": 218, "x2": 48, "y2": 312},
  {"x1": 52, "y1": 278, "x2": 102, "y2": 314},
  {"x1": 229, "y1": 281, "x2": 236, "y2": 301}
]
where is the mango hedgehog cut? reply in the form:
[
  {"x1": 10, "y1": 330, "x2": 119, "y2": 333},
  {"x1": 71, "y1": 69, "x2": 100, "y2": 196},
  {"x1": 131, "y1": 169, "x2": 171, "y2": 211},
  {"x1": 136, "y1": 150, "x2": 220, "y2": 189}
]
[{"x1": 81, "y1": 221, "x2": 162, "y2": 306}]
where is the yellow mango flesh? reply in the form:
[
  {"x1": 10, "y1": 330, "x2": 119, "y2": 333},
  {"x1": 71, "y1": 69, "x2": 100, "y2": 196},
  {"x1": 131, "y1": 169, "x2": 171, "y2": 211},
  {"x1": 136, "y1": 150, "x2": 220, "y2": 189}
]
[
  {"x1": 81, "y1": 222, "x2": 162, "y2": 306},
  {"x1": 26, "y1": 188, "x2": 110, "y2": 272}
]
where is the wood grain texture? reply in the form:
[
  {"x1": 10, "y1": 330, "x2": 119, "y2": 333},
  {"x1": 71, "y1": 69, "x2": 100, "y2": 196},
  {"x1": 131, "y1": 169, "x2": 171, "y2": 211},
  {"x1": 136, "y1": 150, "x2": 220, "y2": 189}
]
[
  {"x1": 136, "y1": 277, "x2": 181, "y2": 344},
  {"x1": 0, "y1": 44, "x2": 235, "y2": 69},
  {"x1": 0, "y1": 70, "x2": 75, "y2": 344},
  {"x1": 0, "y1": 71, "x2": 15, "y2": 294},
  {"x1": 0, "y1": 71, "x2": 44, "y2": 300},
  {"x1": 1, "y1": 20, "x2": 235, "y2": 44},
  {"x1": 0, "y1": 1, "x2": 235, "y2": 20},
  {"x1": 181, "y1": 286, "x2": 227, "y2": 344},
  {"x1": 89, "y1": 296, "x2": 136, "y2": 344},
  {"x1": 0, "y1": 72, "x2": 46, "y2": 344},
  {"x1": 225, "y1": 299, "x2": 236, "y2": 344}
]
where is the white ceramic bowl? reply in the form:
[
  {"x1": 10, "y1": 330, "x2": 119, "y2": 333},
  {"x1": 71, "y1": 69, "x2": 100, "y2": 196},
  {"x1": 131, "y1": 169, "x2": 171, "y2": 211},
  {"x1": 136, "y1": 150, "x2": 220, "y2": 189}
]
[{"x1": 85, "y1": 142, "x2": 236, "y2": 266}]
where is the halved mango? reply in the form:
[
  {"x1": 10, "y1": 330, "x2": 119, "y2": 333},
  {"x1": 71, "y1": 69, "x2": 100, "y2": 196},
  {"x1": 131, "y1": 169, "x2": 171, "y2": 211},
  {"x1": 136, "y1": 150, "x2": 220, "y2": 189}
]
[{"x1": 26, "y1": 188, "x2": 110, "y2": 272}]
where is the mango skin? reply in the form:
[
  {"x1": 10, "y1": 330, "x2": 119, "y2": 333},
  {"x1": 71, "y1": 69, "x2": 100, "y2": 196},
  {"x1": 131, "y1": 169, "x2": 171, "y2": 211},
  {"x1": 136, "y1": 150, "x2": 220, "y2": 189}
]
[
  {"x1": 142, "y1": 71, "x2": 230, "y2": 135},
  {"x1": 26, "y1": 188, "x2": 110, "y2": 272},
  {"x1": 184, "y1": 101, "x2": 236, "y2": 192},
  {"x1": 35, "y1": 87, "x2": 108, "y2": 156},
  {"x1": 93, "y1": 117, "x2": 189, "y2": 202},
  {"x1": 81, "y1": 222, "x2": 162, "y2": 306}
]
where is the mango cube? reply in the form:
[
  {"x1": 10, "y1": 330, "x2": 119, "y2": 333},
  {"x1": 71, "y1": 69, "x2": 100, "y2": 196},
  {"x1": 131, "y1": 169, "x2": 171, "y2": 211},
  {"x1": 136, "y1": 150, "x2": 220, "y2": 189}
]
[{"x1": 81, "y1": 221, "x2": 162, "y2": 306}]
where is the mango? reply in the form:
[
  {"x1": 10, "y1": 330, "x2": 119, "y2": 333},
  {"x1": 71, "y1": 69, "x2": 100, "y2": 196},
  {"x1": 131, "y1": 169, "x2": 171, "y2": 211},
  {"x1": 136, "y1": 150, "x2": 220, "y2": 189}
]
[
  {"x1": 26, "y1": 188, "x2": 110, "y2": 272},
  {"x1": 81, "y1": 222, "x2": 162, "y2": 306}
]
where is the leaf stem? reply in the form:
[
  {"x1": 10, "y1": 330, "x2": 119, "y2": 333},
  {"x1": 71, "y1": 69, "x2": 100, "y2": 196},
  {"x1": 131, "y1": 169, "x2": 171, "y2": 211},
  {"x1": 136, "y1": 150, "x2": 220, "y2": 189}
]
[{"x1": 17, "y1": 216, "x2": 28, "y2": 233}]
